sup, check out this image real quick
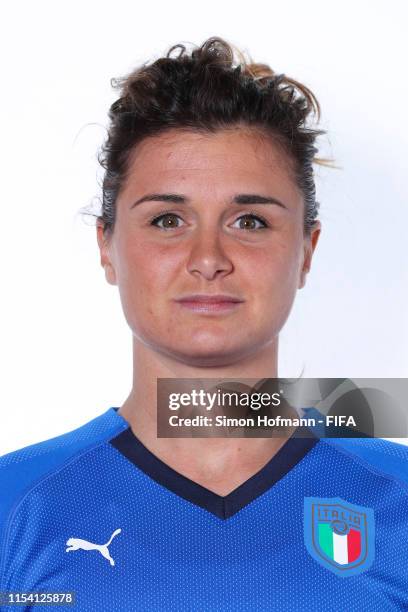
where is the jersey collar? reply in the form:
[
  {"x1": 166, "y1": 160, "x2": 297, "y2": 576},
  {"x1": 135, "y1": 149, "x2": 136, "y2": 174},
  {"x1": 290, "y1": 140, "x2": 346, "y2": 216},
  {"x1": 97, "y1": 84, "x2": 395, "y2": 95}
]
[{"x1": 109, "y1": 408, "x2": 320, "y2": 520}]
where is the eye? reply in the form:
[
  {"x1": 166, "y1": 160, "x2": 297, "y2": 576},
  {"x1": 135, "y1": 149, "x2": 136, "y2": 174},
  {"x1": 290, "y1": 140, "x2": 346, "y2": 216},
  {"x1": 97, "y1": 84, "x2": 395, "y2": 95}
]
[
  {"x1": 232, "y1": 213, "x2": 268, "y2": 230},
  {"x1": 150, "y1": 212, "x2": 185, "y2": 230}
]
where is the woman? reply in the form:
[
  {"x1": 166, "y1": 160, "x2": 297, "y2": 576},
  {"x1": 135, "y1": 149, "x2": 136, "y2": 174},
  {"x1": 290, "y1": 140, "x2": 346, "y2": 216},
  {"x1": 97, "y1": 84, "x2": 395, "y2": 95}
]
[{"x1": 1, "y1": 37, "x2": 407, "y2": 611}]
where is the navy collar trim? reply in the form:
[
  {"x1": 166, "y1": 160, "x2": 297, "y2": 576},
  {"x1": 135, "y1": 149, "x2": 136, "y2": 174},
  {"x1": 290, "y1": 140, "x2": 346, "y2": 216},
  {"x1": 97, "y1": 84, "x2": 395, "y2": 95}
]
[{"x1": 109, "y1": 426, "x2": 319, "y2": 520}]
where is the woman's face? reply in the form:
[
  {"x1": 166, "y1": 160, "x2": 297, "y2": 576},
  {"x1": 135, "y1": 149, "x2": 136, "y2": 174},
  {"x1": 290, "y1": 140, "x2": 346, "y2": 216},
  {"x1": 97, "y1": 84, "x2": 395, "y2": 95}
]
[{"x1": 97, "y1": 127, "x2": 320, "y2": 367}]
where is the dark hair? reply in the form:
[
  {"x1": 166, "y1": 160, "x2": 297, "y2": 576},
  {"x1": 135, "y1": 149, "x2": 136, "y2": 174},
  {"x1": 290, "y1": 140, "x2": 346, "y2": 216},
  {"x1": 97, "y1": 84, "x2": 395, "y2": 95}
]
[{"x1": 95, "y1": 36, "x2": 329, "y2": 237}]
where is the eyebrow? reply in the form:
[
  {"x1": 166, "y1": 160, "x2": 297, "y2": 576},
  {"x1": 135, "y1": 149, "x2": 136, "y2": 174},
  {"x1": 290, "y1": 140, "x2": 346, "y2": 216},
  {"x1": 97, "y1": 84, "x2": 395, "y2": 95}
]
[{"x1": 130, "y1": 193, "x2": 287, "y2": 209}]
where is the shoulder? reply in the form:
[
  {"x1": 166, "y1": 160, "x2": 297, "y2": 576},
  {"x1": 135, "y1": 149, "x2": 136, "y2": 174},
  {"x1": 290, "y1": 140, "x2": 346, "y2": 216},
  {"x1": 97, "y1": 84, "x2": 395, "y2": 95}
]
[
  {"x1": 322, "y1": 436, "x2": 408, "y2": 488},
  {"x1": 0, "y1": 408, "x2": 127, "y2": 547}
]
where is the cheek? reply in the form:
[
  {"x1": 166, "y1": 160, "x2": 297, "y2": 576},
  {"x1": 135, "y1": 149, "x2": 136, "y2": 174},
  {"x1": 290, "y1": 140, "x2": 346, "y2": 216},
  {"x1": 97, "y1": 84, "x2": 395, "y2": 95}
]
[
  {"x1": 114, "y1": 238, "x2": 183, "y2": 321},
  {"x1": 244, "y1": 238, "x2": 303, "y2": 327},
  {"x1": 116, "y1": 236, "x2": 178, "y2": 285},
  {"x1": 246, "y1": 237, "x2": 302, "y2": 291}
]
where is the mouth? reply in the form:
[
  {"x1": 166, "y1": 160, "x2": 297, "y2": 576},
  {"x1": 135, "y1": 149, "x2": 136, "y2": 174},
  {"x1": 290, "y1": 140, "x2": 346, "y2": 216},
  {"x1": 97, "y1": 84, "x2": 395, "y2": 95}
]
[{"x1": 174, "y1": 294, "x2": 244, "y2": 314}]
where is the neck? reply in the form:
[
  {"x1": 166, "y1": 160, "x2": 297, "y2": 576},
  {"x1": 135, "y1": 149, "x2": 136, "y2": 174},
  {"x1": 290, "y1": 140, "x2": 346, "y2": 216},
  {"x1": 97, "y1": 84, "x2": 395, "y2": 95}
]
[{"x1": 118, "y1": 337, "x2": 294, "y2": 495}]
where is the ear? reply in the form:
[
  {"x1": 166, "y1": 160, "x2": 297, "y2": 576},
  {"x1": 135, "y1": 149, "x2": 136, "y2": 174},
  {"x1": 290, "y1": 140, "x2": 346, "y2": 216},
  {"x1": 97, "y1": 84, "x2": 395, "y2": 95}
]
[
  {"x1": 299, "y1": 221, "x2": 321, "y2": 289},
  {"x1": 96, "y1": 222, "x2": 117, "y2": 286}
]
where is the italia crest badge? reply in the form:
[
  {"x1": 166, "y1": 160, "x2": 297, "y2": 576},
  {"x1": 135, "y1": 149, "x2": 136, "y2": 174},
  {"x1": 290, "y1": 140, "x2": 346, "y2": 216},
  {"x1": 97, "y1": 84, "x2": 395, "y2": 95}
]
[{"x1": 304, "y1": 497, "x2": 375, "y2": 577}]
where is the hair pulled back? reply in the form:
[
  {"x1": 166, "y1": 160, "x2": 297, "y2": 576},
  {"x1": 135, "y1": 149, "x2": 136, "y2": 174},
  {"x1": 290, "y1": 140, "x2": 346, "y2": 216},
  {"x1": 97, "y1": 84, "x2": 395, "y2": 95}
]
[{"x1": 97, "y1": 36, "x2": 327, "y2": 235}]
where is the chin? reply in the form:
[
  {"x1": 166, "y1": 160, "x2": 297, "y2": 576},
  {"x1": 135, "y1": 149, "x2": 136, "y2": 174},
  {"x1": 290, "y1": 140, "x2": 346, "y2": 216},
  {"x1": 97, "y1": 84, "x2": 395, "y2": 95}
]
[
  {"x1": 158, "y1": 336, "x2": 256, "y2": 368},
  {"x1": 171, "y1": 349, "x2": 246, "y2": 369},
  {"x1": 175, "y1": 330, "x2": 236, "y2": 352}
]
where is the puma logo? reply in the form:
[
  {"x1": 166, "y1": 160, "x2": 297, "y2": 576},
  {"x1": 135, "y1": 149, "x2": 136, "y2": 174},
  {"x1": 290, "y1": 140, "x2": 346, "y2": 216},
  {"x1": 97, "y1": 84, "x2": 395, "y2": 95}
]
[{"x1": 65, "y1": 528, "x2": 122, "y2": 566}]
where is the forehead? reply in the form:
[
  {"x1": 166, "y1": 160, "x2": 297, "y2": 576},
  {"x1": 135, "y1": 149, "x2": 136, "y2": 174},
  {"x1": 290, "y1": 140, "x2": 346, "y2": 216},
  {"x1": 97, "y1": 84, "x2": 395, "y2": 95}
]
[{"x1": 121, "y1": 127, "x2": 301, "y2": 199}]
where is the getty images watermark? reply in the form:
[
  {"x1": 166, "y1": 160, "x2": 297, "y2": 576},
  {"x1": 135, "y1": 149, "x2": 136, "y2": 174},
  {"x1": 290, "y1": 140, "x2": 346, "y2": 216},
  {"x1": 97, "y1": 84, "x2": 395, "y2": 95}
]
[{"x1": 156, "y1": 378, "x2": 408, "y2": 438}]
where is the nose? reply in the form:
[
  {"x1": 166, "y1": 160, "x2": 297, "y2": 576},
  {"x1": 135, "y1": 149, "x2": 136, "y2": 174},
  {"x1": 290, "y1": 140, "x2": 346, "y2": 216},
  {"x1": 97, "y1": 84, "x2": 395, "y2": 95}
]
[{"x1": 186, "y1": 227, "x2": 233, "y2": 281}]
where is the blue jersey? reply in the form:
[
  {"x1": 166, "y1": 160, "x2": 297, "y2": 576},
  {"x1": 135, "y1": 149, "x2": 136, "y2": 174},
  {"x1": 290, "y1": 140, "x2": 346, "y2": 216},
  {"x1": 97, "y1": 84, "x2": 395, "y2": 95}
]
[{"x1": 1, "y1": 407, "x2": 407, "y2": 611}]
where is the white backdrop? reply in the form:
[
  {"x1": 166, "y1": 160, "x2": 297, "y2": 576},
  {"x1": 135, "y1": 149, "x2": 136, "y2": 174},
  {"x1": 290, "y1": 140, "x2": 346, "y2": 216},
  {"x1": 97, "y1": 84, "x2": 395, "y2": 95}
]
[{"x1": 1, "y1": 0, "x2": 407, "y2": 454}]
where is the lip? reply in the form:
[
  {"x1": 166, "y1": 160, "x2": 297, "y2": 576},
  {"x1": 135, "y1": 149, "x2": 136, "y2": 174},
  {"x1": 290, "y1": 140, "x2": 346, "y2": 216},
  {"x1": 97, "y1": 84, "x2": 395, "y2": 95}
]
[
  {"x1": 176, "y1": 301, "x2": 243, "y2": 314},
  {"x1": 176, "y1": 294, "x2": 244, "y2": 304},
  {"x1": 175, "y1": 294, "x2": 244, "y2": 314}
]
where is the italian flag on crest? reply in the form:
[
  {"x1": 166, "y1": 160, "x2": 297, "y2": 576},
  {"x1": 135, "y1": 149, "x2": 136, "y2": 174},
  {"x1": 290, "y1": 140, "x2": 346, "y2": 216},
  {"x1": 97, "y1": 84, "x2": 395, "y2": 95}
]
[
  {"x1": 318, "y1": 521, "x2": 361, "y2": 564},
  {"x1": 304, "y1": 496, "x2": 375, "y2": 577}
]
